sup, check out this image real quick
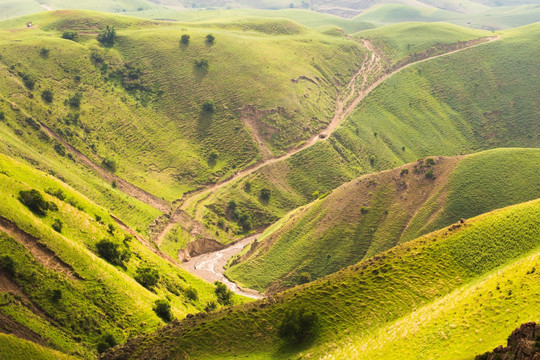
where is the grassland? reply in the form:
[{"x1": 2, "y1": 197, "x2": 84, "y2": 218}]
[
  {"x1": 226, "y1": 148, "x2": 540, "y2": 292},
  {"x1": 0, "y1": 10, "x2": 367, "y2": 207},
  {"x1": 188, "y1": 21, "x2": 539, "y2": 246},
  {"x1": 105, "y1": 199, "x2": 540, "y2": 359},
  {"x1": 0, "y1": 152, "x2": 248, "y2": 358}
]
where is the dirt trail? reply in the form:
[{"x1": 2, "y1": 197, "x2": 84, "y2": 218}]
[
  {"x1": 0, "y1": 216, "x2": 81, "y2": 280},
  {"x1": 39, "y1": 123, "x2": 170, "y2": 214},
  {"x1": 183, "y1": 235, "x2": 263, "y2": 299}
]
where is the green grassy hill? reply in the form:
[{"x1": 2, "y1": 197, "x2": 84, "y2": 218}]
[
  {"x1": 186, "y1": 21, "x2": 539, "y2": 247},
  {"x1": 0, "y1": 152, "x2": 247, "y2": 359},
  {"x1": 0, "y1": 10, "x2": 366, "y2": 205},
  {"x1": 104, "y1": 198, "x2": 540, "y2": 359},
  {"x1": 226, "y1": 148, "x2": 540, "y2": 292}
]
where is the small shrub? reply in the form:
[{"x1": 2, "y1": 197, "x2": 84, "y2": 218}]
[
  {"x1": 111, "y1": 180, "x2": 117, "y2": 188},
  {"x1": 194, "y1": 59, "x2": 209, "y2": 70},
  {"x1": 185, "y1": 287, "x2": 198, "y2": 301},
  {"x1": 61, "y1": 31, "x2": 78, "y2": 41},
  {"x1": 180, "y1": 34, "x2": 190, "y2": 45},
  {"x1": 41, "y1": 90, "x2": 53, "y2": 103},
  {"x1": 0, "y1": 111, "x2": 4, "y2": 120},
  {"x1": 425, "y1": 169, "x2": 435, "y2": 179},
  {"x1": 400, "y1": 168, "x2": 409, "y2": 176},
  {"x1": 154, "y1": 299, "x2": 172, "y2": 322},
  {"x1": 228, "y1": 200, "x2": 237, "y2": 209},
  {"x1": 208, "y1": 149, "x2": 219, "y2": 163},
  {"x1": 45, "y1": 188, "x2": 66, "y2": 201},
  {"x1": 360, "y1": 207, "x2": 369, "y2": 214},
  {"x1": 135, "y1": 266, "x2": 159, "y2": 289},
  {"x1": 0, "y1": 256, "x2": 16, "y2": 277},
  {"x1": 260, "y1": 188, "x2": 271, "y2": 201},
  {"x1": 54, "y1": 143, "x2": 66, "y2": 156},
  {"x1": 52, "y1": 219, "x2": 63, "y2": 233},
  {"x1": 425, "y1": 158, "x2": 435, "y2": 166},
  {"x1": 67, "y1": 91, "x2": 83, "y2": 108},
  {"x1": 202, "y1": 100, "x2": 214, "y2": 113},
  {"x1": 107, "y1": 224, "x2": 115, "y2": 234},
  {"x1": 39, "y1": 47, "x2": 50, "y2": 57},
  {"x1": 98, "y1": 25, "x2": 116, "y2": 45},
  {"x1": 214, "y1": 281, "x2": 233, "y2": 306},
  {"x1": 20, "y1": 73, "x2": 35, "y2": 90},
  {"x1": 204, "y1": 301, "x2": 217, "y2": 312},
  {"x1": 25, "y1": 117, "x2": 40, "y2": 130},
  {"x1": 18, "y1": 189, "x2": 50, "y2": 216},
  {"x1": 278, "y1": 307, "x2": 318, "y2": 344},
  {"x1": 96, "y1": 239, "x2": 130, "y2": 266},
  {"x1": 369, "y1": 155, "x2": 376, "y2": 165},
  {"x1": 97, "y1": 333, "x2": 117, "y2": 354},
  {"x1": 205, "y1": 34, "x2": 215, "y2": 44},
  {"x1": 95, "y1": 214, "x2": 102, "y2": 222},
  {"x1": 51, "y1": 289, "x2": 62, "y2": 303},
  {"x1": 244, "y1": 181, "x2": 251, "y2": 193},
  {"x1": 102, "y1": 156, "x2": 117, "y2": 172}
]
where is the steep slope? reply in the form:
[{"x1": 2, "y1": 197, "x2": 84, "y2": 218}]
[
  {"x1": 105, "y1": 199, "x2": 540, "y2": 359},
  {"x1": 226, "y1": 148, "x2": 540, "y2": 292},
  {"x1": 186, "y1": 22, "x2": 539, "y2": 246},
  {"x1": 0, "y1": 153, "x2": 245, "y2": 358}
]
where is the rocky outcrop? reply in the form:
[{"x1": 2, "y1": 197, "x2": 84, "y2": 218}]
[{"x1": 476, "y1": 322, "x2": 540, "y2": 360}]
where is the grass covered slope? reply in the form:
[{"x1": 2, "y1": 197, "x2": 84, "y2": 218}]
[
  {"x1": 189, "y1": 22, "x2": 539, "y2": 242},
  {"x1": 227, "y1": 148, "x2": 540, "y2": 292},
  {"x1": 106, "y1": 199, "x2": 540, "y2": 360},
  {"x1": 0, "y1": 10, "x2": 365, "y2": 202},
  {"x1": 0, "y1": 153, "x2": 246, "y2": 358}
]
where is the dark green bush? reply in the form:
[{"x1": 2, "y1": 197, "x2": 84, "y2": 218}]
[
  {"x1": 260, "y1": 188, "x2": 271, "y2": 201},
  {"x1": 205, "y1": 34, "x2": 215, "y2": 44},
  {"x1": 425, "y1": 169, "x2": 435, "y2": 179},
  {"x1": 52, "y1": 219, "x2": 63, "y2": 233},
  {"x1": 180, "y1": 34, "x2": 190, "y2": 45},
  {"x1": 204, "y1": 301, "x2": 217, "y2": 312},
  {"x1": 54, "y1": 143, "x2": 66, "y2": 156},
  {"x1": 425, "y1": 158, "x2": 436, "y2": 166},
  {"x1": 185, "y1": 287, "x2": 198, "y2": 301},
  {"x1": 194, "y1": 59, "x2": 209, "y2": 69},
  {"x1": 97, "y1": 333, "x2": 117, "y2": 354},
  {"x1": 19, "y1": 73, "x2": 35, "y2": 90},
  {"x1": 39, "y1": 47, "x2": 50, "y2": 57},
  {"x1": 0, "y1": 111, "x2": 4, "y2": 120},
  {"x1": 18, "y1": 189, "x2": 50, "y2": 216},
  {"x1": 41, "y1": 90, "x2": 53, "y2": 103},
  {"x1": 154, "y1": 299, "x2": 172, "y2": 322},
  {"x1": 25, "y1": 117, "x2": 40, "y2": 130},
  {"x1": 51, "y1": 289, "x2": 62, "y2": 303},
  {"x1": 98, "y1": 26, "x2": 116, "y2": 45},
  {"x1": 61, "y1": 31, "x2": 78, "y2": 41},
  {"x1": 202, "y1": 100, "x2": 215, "y2": 113},
  {"x1": 96, "y1": 239, "x2": 130, "y2": 266},
  {"x1": 68, "y1": 91, "x2": 83, "y2": 108},
  {"x1": 214, "y1": 281, "x2": 233, "y2": 306},
  {"x1": 0, "y1": 256, "x2": 16, "y2": 277},
  {"x1": 278, "y1": 307, "x2": 319, "y2": 344},
  {"x1": 135, "y1": 266, "x2": 159, "y2": 289},
  {"x1": 102, "y1": 157, "x2": 117, "y2": 172}
]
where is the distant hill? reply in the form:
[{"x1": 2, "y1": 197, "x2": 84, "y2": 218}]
[
  {"x1": 104, "y1": 198, "x2": 540, "y2": 360},
  {"x1": 227, "y1": 148, "x2": 540, "y2": 292}
]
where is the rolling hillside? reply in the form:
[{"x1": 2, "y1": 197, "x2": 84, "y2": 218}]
[
  {"x1": 0, "y1": 152, "x2": 247, "y2": 359},
  {"x1": 184, "y1": 21, "x2": 539, "y2": 248},
  {"x1": 226, "y1": 148, "x2": 540, "y2": 292},
  {"x1": 105, "y1": 198, "x2": 540, "y2": 359}
]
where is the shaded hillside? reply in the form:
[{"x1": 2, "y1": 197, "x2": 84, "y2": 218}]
[
  {"x1": 187, "y1": 22, "x2": 539, "y2": 246},
  {"x1": 105, "y1": 199, "x2": 540, "y2": 359},
  {"x1": 227, "y1": 148, "x2": 540, "y2": 292}
]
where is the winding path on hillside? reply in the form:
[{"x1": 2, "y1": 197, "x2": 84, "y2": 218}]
[{"x1": 171, "y1": 36, "x2": 500, "y2": 231}]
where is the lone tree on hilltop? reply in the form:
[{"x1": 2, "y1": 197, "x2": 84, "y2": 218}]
[
  {"x1": 180, "y1": 34, "x2": 190, "y2": 45},
  {"x1": 98, "y1": 25, "x2": 116, "y2": 45}
]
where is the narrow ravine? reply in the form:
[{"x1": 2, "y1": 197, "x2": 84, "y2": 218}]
[{"x1": 182, "y1": 235, "x2": 264, "y2": 299}]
